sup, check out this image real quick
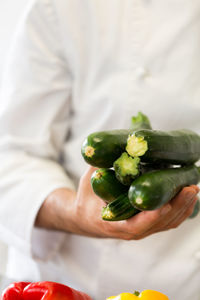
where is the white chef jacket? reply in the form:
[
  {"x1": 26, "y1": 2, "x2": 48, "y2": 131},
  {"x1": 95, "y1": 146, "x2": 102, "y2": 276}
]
[{"x1": 0, "y1": 0, "x2": 200, "y2": 299}]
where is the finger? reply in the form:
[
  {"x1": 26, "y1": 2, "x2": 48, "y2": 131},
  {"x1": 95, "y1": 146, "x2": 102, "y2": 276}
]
[
  {"x1": 133, "y1": 196, "x2": 198, "y2": 239},
  {"x1": 112, "y1": 204, "x2": 172, "y2": 237},
  {"x1": 165, "y1": 196, "x2": 198, "y2": 230},
  {"x1": 162, "y1": 186, "x2": 198, "y2": 223},
  {"x1": 76, "y1": 166, "x2": 105, "y2": 210},
  {"x1": 170, "y1": 186, "x2": 198, "y2": 207},
  {"x1": 98, "y1": 216, "x2": 150, "y2": 240},
  {"x1": 99, "y1": 193, "x2": 197, "y2": 241},
  {"x1": 79, "y1": 166, "x2": 98, "y2": 193},
  {"x1": 93, "y1": 186, "x2": 199, "y2": 240},
  {"x1": 124, "y1": 187, "x2": 197, "y2": 235},
  {"x1": 189, "y1": 184, "x2": 199, "y2": 193},
  {"x1": 120, "y1": 187, "x2": 197, "y2": 238},
  {"x1": 140, "y1": 188, "x2": 197, "y2": 234},
  {"x1": 146, "y1": 195, "x2": 198, "y2": 236},
  {"x1": 82, "y1": 166, "x2": 98, "y2": 181},
  {"x1": 165, "y1": 187, "x2": 198, "y2": 221}
]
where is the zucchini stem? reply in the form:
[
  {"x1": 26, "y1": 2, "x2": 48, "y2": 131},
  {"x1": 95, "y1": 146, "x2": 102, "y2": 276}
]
[
  {"x1": 94, "y1": 169, "x2": 103, "y2": 179},
  {"x1": 130, "y1": 111, "x2": 152, "y2": 131},
  {"x1": 85, "y1": 146, "x2": 95, "y2": 158},
  {"x1": 102, "y1": 207, "x2": 115, "y2": 220},
  {"x1": 135, "y1": 197, "x2": 143, "y2": 205},
  {"x1": 126, "y1": 134, "x2": 148, "y2": 157},
  {"x1": 113, "y1": 153, "x2": 140, "y2": 186}
]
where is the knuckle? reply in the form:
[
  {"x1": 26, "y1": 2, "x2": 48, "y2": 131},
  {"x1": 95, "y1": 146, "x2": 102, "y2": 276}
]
[
  {"x1": 127, "y1": 232, "x2": 142, "y2": 240},
  {"x1": 132, "y1": 235, "x2": 142, "y2": 240},
  {"x1": 121, "y1": 234, "x2": 139, "y2": 241},
  {"x1": 130, "y1": 230, "x2": 142, "y2": 239},
  {"x1": 171, "y1": 223, "x2": 179, "y2": 229},
  {"x1": 163, "y1": 226, "x2": 170, "y2": 231}
]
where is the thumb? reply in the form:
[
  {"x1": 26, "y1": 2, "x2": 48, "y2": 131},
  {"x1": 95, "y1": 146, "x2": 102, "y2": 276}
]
[
  {"x1": 79, "y1": 166, "x2": 98, "y2": 192},
  {"x1": 83, "y1": 165, "x2": 99, "y2": 181},
  {"x1": 79, "y1": 166, "x2": 105, "y2": 205}
]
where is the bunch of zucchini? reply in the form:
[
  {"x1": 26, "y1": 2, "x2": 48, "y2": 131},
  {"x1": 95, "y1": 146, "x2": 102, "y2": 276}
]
[{"x1": 81, "y1": 112, "x2": 200, "y2": 221}]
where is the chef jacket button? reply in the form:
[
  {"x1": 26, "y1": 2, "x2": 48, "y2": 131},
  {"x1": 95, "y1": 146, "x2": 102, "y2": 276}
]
[
  {"x1": 136, "y1": 67, "x2": 150, "y2": 79},
  {"x1": 194, "y1": 250, "x2": 200, "y2": 260}
]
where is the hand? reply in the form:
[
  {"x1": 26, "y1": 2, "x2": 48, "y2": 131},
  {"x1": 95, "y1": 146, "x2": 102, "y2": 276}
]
[
  {"x1": 36, "y1": 166, "x2": 199, "y2": 241},
  {"x1": 124, "y1": 185, "x2": 199, "y2": 240}
]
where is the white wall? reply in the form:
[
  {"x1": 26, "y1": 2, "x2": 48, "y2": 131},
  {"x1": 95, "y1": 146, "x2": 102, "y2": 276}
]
[{"x1": 0, "y1": 0, "x2": 29, "y2": 82}]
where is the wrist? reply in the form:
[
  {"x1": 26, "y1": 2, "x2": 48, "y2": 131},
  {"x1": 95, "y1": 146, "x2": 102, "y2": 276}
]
[{"x1": 35, "y1": 187, "x2": 77, "y2": 232}]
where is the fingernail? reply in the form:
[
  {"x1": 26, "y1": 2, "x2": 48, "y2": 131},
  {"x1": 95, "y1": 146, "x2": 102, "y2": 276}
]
[
  {"x1": 190, "y1": 185, "x2": 200, "y2": 193},
  {"x1": 161, "y1": 204, "x2": 171, "y2": 215}
]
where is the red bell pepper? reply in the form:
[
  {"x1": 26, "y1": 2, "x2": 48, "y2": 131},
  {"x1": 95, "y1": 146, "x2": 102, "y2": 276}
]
[
  {"x1": 1, "y1": 282, "x2": 31, "y2": 300},
  {"x1": 1, "y1": 281, "x2": 92, "y2": 300}
]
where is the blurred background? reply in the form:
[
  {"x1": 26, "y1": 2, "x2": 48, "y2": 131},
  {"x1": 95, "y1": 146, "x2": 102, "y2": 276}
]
[
  {"x1": 0, "y1": 0, "x2": 28, "y2": 83},
  {"x1": 0, "y1": 0, "x2": 29, "y2": 287}
]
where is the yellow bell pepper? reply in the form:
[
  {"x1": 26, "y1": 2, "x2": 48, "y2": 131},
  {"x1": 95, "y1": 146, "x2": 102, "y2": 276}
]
[{"x1": 107, "y1": 290, "x2": 169, "y2": 300}]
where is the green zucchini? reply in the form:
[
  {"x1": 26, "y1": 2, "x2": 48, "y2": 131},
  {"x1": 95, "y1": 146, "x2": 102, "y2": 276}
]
[
  {"x1": 126, "y1": 129, "x2": 200, "y2": 165},
  {"x1": 128, "y1": 165, "x2": 200, "y2": 210},
  {"x1": 130, "y1": 111, "x2": 152, "y2": 131},
  {"x1": 81, "y1": 112, "x2": 152, "y2": 168},
  {"x1": 189, "y1": 199, "x2": 200, "y2": 219},
  {"x1": 140, "y1": 162, "x2": 174, "y2": 174},
  {"x1": 81, "y1": 129, "x2": 133, "y2": 168},
  {"x1": 113, "y1": 153, "x2": 141, "y2": 186},
  {"x1": 91, "y1": 168, "x2": 128, "y2": 203},
  {"x1": 102, "y1": 193, "x2": 139, "y2": 221}
]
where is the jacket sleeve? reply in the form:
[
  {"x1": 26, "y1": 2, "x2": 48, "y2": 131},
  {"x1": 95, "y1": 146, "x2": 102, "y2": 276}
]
[{"x1": 0, "y1": 0, "x2": 75, "y2": 258}]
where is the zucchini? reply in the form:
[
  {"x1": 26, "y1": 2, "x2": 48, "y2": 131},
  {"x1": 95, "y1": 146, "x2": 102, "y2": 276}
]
[
  {"x1": 126, "y1": 129, "x2": 200, "y2": 165},
  {"x1": 91, "y1": 168, "x2": 128, "y2": 203},
  {"x1": 140, "y1": 162, "x2": 173, "y2": 174},
  {"x1": 113, "y1": 153, "x2": 141, "y2": 186},
  {"x1": 81, "y1": 129, "x2": 133, "y2": 168},
  {"x1": 81, "y1": 112, "x2": 152, "y2": 168},
  {"x1": 128, "y1": 165, "x2": 200, "y2": 210},
  {"x1": 189, "y1": 199, "x2": 200, "y2": 219},
  {"x1": 130, "y1": 111, "x2": 152, "y2": 131},
  {"x1": 102, "y1": 193, "x2": 139, "y2": 221}
]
